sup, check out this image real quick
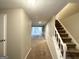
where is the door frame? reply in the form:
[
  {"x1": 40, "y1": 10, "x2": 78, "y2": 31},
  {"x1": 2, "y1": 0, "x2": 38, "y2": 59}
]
[{"x1": 3, "y1": 14, "x2": 7, "y2": 56}]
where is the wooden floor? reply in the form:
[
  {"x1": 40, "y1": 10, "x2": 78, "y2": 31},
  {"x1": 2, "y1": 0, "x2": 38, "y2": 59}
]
[{"x1": 27, "y1": 38, "x2": 52, "y2": 59}]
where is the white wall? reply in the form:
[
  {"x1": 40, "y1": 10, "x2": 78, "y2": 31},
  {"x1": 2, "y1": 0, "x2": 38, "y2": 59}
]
[
  {"x1": 56, "y1": 2, "x2": 79, "y2": 19},
  {"x1": 59, "y1": 12, "x2": 79, "y2": 44},
  {"x1": 45, "y1": 17, "x2": 58, "y2": 59},
  {"x1": 20, "y1": 9, "x2": 32, "y2": 59},
  {"x1": 0, "y1": 9, "x2": 32, "y2": 59}
]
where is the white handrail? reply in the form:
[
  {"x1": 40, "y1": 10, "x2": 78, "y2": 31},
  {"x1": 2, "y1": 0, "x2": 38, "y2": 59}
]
[
  {"x1": 55, "y1": 27, "x2": 64, "y2": 45},
  {"x1": 55, "y1": 27, "x2": 67, "y2": 59}
]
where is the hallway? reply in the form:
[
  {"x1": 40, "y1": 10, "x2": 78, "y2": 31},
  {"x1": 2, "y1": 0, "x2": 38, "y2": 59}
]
[
  {"x1": 0, "y1": 0, "x2": 79, "y2": 59},
  {"x1": 27, "y1": 38, "x2": 52, "y2": 59}
]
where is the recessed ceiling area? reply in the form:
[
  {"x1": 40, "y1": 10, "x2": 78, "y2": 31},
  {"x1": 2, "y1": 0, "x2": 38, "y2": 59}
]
[{"x1": 0, "y1": 0, "x2": 77, "y2": 26}]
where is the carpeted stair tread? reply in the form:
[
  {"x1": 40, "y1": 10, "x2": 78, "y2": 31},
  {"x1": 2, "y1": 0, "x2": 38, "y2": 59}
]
[
  {"x1": 60, "y1": 33, "x2": 68, "y2": 37},
  {"x1": 61, "y1": 37, "x2": 72, "y2": 43},
  {"x1": 67, "y1": 49, "x2": 79, "y2": 56}
]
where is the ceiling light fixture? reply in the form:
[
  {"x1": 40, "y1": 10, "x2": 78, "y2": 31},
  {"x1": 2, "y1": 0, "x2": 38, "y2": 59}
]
[
  {"x1": 38, "y1": 21, "x2": 42, "y2": 24},
  {"x1": 27, "y1": 0, "x2": 36, "y2": 7}
]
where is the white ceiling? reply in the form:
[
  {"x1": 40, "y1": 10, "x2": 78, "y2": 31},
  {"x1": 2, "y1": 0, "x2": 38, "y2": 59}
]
[{"x1": 0, "y1": 0, "x2": 71, "y2": 25}]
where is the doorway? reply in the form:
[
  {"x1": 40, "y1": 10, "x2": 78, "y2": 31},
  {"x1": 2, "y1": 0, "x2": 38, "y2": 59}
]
[
  {"x1": 31, "y1": 25, "x2": 45, "y2": 38},
  {"x1": 31, "y1": 25, "x2": 45, "y2": 47}
]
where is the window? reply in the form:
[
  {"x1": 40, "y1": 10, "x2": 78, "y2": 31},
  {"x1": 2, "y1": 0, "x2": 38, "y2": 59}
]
[{"x1": 32, "y1": 27, "x2": 43, "y2": 37}]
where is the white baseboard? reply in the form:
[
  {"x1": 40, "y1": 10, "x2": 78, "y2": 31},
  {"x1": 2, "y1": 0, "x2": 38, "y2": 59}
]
[
  {"x1": 24, "y1": 48, "x2": 32, "y2": 59},
  {"x1": 46, "y1": 38, "x2": 54, "y2": 59}
]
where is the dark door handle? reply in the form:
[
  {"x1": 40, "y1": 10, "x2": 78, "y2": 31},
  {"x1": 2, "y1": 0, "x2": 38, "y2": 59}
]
[{"x1": 0, "y1": 40, "x2": 5, "y2": 42}]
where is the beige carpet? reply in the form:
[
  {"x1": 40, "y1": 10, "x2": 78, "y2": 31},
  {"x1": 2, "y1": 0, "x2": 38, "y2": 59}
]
[{"x1": 27, "y1": 39, "x2": 52, "y2": 59}]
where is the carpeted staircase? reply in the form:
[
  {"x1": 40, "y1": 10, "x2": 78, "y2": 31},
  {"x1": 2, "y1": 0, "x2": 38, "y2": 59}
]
[{"x1": 55, "y1": 20, "x2": 79, "y2": 59}]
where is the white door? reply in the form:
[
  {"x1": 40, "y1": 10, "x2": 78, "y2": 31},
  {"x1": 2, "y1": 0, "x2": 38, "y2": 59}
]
[{"x1": 0, "y1": 14, "x2": 7, "y2": 57}]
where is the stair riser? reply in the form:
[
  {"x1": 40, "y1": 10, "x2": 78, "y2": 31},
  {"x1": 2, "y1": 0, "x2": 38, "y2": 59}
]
[
  {"x1": 56, "y1": 26, "x2": 62, "y2": 27},
  {"x1": 62, "y1": 39, "x2": 71, "y2": 43},
  {"x1": 57, "y1": 29, "x2": 64, "y2": 30},
  {"x1": 55, "y1": 24, "x2": 61, "y2": 26},
  {"x1": 67, "y1": 46, "x2": 76, "y2": 49},
  {"x1": 56, "y1": 24, "x2": 62, "y2": 26},
  {"x1": 66, "y1": 54, "x2": 79, "y2": 59},
  {"x1": 66, "y1": 53, "x2": 79, "y2": 57},
  {"x1": 56, "y1": 27, "x2": 63, "y2": 28},
  {"x1": 58, "y1": 31, "x2": 66, "y2": 33},
  {"x1": 67, "y1": 44, "x2": 76, "y2": 49},
  {"x1": 60, "y1": 34, "x2": 68, "y2": 37},
  {"x1": 57, "y1": 28, "x2": 64, "y2": 30}
]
